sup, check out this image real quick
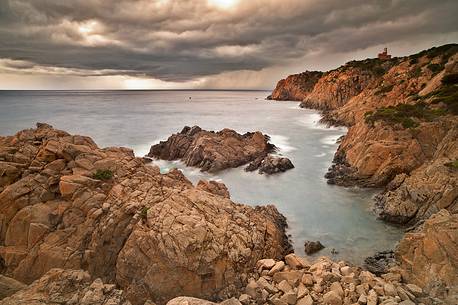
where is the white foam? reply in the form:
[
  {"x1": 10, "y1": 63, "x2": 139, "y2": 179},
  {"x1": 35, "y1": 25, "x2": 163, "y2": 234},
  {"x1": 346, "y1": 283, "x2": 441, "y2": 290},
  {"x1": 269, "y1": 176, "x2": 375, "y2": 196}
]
[
  {"x1": 133, "y1": 143, "x2": 152, "y2": 157},
  {"x1": 133, "y1": 137, "x2": 168, "y2": 157},
  {"x1": 320, "y1": 135, "x2": 341, "y2": 145},
  {"x1": 296, "y1": 112, "x2": 347, "y2": 132},
  {"x1": 296, "y1": 113, "x2": 323, "y2": 129},
  {"x1": 269, "y1": 134, "x2": 297, "y2": 153},
  {"x1": 314, "y1": 152, "x2": 326, "y2": 157}
]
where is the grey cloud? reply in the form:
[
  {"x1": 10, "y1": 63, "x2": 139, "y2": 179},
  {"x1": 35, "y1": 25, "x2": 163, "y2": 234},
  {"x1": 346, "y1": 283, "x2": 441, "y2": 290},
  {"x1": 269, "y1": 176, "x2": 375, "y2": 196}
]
[{"x1": 0, "y1": 0, "x2": 457, "y2": 83}]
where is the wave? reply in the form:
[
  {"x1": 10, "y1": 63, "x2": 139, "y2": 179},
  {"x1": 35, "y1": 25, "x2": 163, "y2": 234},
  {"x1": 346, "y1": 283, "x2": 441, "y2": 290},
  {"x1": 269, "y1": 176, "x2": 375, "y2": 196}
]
[
  {"x1": 314, "y1": 152, "x2": 326, "y2": 157},
  {"x1": 320, "y1": 135, "x2": 341, "y2": 145},
  {"x1": 269, "y1": 134, "x2": 297, "y2": 153}
]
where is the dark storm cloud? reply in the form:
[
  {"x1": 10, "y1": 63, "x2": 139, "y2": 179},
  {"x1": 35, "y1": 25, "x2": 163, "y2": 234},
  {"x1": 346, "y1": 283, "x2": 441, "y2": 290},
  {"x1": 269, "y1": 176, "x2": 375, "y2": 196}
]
[{"x1": 1, "y1": 0, "x2": 457, "y2": 82}]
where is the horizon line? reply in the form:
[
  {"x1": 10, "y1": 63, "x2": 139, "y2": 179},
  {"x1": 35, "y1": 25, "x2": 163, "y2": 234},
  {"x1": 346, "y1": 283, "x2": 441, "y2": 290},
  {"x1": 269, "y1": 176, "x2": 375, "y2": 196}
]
[{"x1": 0, "y1": 88, "x2": 272, "y2": 92}]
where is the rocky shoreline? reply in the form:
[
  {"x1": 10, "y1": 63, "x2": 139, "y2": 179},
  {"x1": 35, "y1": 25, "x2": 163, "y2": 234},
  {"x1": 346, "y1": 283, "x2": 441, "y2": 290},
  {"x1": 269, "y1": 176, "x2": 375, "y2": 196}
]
[
  {"x1": 268, "y1": 44, "x2": 458, "y2": 302},
  {"x1": 1, "y1": 123, "x2": 455, "y2": 305},
  {"x1": 148, "y1": 126, "x2": 294, "y2": 175},
  {"x1": 0, "y1": 123, "x2": 291, "y2": 305}
]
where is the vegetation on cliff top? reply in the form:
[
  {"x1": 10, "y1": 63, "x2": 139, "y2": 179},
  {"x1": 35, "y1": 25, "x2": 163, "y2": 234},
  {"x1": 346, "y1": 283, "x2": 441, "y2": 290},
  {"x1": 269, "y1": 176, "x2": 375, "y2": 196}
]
[
  {"x1": 429, "y1": 73, "x2": 458, "y2": 115},
  {"x1": 364, "y1": 102, "x2": 446, "y2": 128},
  {"x1": 366, "y1": 72, "x2": 458, "y2": 128},
  {"x1": 340, "y1": 57, "x2": 395, "y2": 76}
]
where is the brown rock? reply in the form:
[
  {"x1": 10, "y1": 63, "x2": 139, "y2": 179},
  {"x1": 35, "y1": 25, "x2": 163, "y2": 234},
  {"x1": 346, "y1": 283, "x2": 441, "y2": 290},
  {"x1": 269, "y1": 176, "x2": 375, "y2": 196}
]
[
  {"x1": 323, "y1": 290, "x2": 342, "y2": 305},
  {"x1": 0, "y1": 275, "x2": 26, "y2": 299},
  {"x1": 196, "y1": 180, "x2": 230, "y2": 198},
  {"x1": 396, "y1": 210, "x2": 458, "y2": 299},
  {"x1": 0, "y1": 268, "x2": 130, "y2": 305},
  {"x1": 304, "y1": 241, "x2": 325, "y2": 255},
  {"x1": 166, "y1": 297, "x2": 217, "y2": 305},
  {"x1": 270, "y1": 71, "x2": 323, "y2": 101},
  {"x1": 0, "y1": 124, "x2": 291, "y2": 305},
  {"x1": 148, "y1": 126, "x2": 275, "y2": 173}
]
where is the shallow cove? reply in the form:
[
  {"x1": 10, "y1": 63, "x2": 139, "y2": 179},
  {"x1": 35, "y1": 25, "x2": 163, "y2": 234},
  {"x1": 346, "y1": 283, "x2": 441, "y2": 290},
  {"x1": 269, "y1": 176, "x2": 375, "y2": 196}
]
[{"x1": 0, "y1": 90, "x2": 403, "y2": 264}]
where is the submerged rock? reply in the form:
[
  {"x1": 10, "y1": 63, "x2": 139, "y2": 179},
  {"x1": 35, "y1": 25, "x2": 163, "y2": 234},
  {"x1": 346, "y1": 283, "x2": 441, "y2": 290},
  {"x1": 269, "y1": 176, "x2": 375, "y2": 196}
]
[{"x1": 303, "y1": 240, "x2": 325, "y2": 255}]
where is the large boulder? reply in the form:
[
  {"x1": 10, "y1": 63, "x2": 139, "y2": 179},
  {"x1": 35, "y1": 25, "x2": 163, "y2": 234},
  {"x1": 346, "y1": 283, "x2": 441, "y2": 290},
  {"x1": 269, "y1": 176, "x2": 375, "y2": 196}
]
[
  {"x1": 246, "y1": 155, "x2": 294, "y2": 175},
  {"x1": 0, "y1": 124, "x2": 291, "y2": 305}
]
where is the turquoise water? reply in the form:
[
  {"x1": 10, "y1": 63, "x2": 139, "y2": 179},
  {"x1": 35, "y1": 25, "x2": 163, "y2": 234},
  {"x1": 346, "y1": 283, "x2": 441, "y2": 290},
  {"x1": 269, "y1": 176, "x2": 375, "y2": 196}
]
[{"x1": 0, "y1": 90, "x2": 402, "y2": 264}]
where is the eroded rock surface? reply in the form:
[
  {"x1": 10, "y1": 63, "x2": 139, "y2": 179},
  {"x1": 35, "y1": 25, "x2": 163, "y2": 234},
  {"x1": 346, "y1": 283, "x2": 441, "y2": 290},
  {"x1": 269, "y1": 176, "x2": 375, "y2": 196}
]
[
  {"x1": 0, "y1": 123, "x2": 291, "y2": 305},
  {"x1": 196, "y1": 180, "x2": 230, "y2": 198},
  {"x1": 396, "y1": 210, "x2": 458, "y2": 302},
  {"x1": 148, "y1": 126, "x2": 293, "y2": 175},
  {"x1": 269, "y1": 71, "x2": 323, "y2": 101},
  {"x1": 0, "y1": 268, "x2": 131, "y2": 305}
]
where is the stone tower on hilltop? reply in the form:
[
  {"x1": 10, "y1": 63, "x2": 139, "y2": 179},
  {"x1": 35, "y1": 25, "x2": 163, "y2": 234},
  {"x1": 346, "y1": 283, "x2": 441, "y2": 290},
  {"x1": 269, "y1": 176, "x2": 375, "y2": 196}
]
[{"x1": 378, "y1": 47, "x2": 392, "y2": 60}]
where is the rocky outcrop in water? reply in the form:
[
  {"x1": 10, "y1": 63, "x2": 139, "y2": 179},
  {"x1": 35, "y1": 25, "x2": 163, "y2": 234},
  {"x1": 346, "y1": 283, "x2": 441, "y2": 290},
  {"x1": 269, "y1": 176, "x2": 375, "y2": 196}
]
[
  {"x1": 303, "y1": 240, "x2": 325, "y2": 255},
  {"x1": 148, "y1": 126, "x2": 293, "y2": 175},
  {"x1": 245, "y1": 155, "x2": 294, "y2": 175},
  {"x1": 0, "y1": 123, "x2": 291, "y2": 305}
]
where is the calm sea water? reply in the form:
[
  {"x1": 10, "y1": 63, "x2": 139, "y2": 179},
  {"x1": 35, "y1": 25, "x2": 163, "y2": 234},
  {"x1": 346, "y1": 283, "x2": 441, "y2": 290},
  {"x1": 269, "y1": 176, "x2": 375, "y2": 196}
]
[{"x1": 0, "y1": 90, "x2": 402, "y2": 264}]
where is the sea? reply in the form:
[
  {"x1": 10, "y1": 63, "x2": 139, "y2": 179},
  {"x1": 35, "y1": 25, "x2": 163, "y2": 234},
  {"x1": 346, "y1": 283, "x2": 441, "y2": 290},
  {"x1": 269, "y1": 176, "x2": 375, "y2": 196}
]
[{"x1": 0, "y1": 90, "x2": 403, "y2": 264}]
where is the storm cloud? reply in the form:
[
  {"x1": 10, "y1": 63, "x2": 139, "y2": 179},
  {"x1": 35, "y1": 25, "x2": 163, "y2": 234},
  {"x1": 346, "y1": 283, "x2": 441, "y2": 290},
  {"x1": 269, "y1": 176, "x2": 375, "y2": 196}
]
[{"x1": 0, "y1": 0, "x2": 457, "y2": 89}]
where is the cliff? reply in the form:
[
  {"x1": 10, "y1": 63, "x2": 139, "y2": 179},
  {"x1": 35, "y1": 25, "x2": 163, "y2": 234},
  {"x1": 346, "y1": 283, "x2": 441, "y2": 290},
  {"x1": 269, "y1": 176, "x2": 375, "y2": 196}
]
[
  {"x1": 269, "y1": 44, "x2": 458, "y2": 300},
  {"x1": 0, "y1": 123, "x2": 291, "y2": 305},
  {"x1": 270, "y1": 44, "x2": 458, "y2": 225},
  {"x1": 268, "y1": 71, "x2": 323, "y2": 101}
]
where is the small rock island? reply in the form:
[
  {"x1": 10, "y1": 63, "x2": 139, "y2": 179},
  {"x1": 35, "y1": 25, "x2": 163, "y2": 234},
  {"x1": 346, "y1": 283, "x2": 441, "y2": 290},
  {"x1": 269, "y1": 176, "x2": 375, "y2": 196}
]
[{"x1": 148, "y1": 126, "x2": 294, "y2": 174}]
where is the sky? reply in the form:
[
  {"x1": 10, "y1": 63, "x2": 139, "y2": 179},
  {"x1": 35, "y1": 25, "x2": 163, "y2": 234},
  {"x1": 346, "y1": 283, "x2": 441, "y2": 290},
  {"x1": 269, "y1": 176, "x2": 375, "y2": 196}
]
[{"x1": 0, "y1": 0, "x2": 457, "y2": 90}]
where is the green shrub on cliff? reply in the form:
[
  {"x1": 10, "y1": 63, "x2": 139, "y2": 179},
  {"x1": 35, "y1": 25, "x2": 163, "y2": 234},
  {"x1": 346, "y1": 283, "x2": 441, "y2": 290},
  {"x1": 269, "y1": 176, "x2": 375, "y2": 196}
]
[
  {"x1": 375, "y1": 84, "x2": 394, "y2": 95},
  {"x1": 442, "y1": 73, "x2": 458, "y2": 85},
  {"x1": 445, "y1": 160, "x2": 458, "y2": 169},
  {"x1": 365, "y1": 102, "x2": 447, "y2": 129},
  {"x1": 139, "y1": 206, "x2": 149, "y2": 221},
  {"x1": 429, "y1": 82, "x2": 458, "y2": 115},
  {"x1": 427, "y1": 63, "x2": 443, "y2": 75},
  {"x1": 93, "y1": 169, "x2": 113, "y2": 180},
  {"x1": 342, "y1": 58, "x2": 391, "y2": 76}
]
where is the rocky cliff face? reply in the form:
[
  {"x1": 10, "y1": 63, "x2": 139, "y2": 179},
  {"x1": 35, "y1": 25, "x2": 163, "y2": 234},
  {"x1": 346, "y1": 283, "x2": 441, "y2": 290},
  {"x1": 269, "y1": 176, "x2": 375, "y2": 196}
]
[
  {"x1": 396, "y1": 210, "x2": 458, "y2": 303},
  {"x1": 0, "y1": 123, "x2": 291, "y2": 305},
  {"x1": 269, "y1": 44, "x2": 458, "y2": 298},
  {"x1": 270, "y1": 44, "x2": 458, "y2": 224},
  {"x1": 268, "y1": 71, "x2": 322, "y2": 101}
]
